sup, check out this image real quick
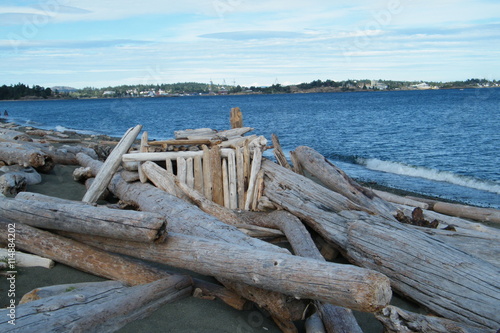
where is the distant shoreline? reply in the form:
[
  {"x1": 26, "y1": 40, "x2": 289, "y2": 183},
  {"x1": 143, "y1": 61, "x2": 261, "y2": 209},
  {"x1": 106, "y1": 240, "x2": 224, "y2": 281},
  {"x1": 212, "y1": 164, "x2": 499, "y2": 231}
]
[{"x1": 1, "y1": 85, "x2": 499, "y2": 102}]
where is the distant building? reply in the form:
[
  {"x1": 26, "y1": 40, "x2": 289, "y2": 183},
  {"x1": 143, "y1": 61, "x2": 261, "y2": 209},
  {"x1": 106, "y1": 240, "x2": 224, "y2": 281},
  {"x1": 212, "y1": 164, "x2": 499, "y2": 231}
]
[{"x1": 102, "y1": 91, "x2": 115, "y2": 96}]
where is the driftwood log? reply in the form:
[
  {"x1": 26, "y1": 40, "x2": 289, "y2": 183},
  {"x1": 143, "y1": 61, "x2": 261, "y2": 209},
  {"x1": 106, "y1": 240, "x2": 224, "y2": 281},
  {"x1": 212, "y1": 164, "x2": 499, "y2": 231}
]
[
  {"x1": 82, "y1": 124, "x2": 142, "y2": 203},
  {"x1": 0, "y1": 142, "x2": 54, "y2": 173},
  {"x1": 0, "y1": 173, "x2": 26, "y2": 196},
  {"x1": 0, "y1": 276, "x2": 192, "y2": 333},
  {"x1": 375, "y1": 306, "x2": 493, "y2": 333},
  {"x1": 0, "y1": 248, "x2": 54, "y2": 269},
  {"x1": 0, "y1": 195, "x2": 167, "y2": 242},
  {"x1": 261, "y1": 159, "x2": 500, "y2": 330},
  {"x1": 64, "y1": 231, "x2": 392, "y2": 313}
]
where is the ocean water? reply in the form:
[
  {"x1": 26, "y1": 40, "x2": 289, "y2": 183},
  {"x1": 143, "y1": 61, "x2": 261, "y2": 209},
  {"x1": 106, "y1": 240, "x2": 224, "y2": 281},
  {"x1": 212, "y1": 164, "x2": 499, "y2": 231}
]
[{"x1": 1, "y1": 88, "x2": 499, "y2": 208}]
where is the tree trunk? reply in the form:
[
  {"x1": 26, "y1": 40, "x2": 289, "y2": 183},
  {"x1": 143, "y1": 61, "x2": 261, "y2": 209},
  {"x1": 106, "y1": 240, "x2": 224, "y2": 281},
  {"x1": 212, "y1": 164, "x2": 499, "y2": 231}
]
[
  {"x1": 0, "y1": 276, "x2": 192, "y2": 333},
  {"x1": 0, "y1": 196, "x2": 167, "y2": 242},
  {"x1": 261, "y1": 159, "x2": 500, "y2": 330}
]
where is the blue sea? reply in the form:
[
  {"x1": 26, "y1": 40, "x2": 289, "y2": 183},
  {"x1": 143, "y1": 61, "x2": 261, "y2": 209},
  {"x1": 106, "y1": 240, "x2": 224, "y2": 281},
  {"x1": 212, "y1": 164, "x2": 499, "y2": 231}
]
[{"x1": 1, "y1": 89, "x2": 499, "y2": 208}]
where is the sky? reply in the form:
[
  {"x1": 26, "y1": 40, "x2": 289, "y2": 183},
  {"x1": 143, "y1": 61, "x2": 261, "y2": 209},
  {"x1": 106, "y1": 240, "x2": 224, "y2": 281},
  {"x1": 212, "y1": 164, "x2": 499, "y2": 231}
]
[{"x1": 1, "y1": 0, "x2": 499, "y2": 89}]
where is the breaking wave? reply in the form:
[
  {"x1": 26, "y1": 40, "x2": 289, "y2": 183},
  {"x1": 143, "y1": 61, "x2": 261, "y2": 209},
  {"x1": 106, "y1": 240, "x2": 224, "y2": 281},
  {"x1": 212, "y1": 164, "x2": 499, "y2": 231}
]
[{"x1": 356, "y1": 157, "x2": 500, "y2": 194}]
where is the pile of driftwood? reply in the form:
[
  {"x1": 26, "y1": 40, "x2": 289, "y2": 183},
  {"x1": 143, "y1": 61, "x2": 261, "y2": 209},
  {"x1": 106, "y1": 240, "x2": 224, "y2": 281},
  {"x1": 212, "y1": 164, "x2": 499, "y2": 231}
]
[{"x1": 1, "y1": 109, "x2": 499, "y2": 333}]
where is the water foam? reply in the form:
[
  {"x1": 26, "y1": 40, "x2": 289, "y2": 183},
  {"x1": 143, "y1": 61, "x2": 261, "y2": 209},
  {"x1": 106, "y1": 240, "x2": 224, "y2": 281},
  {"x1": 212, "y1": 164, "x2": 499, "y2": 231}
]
[{"x1": 357, "y1": 157, "x2": 500, "y2": 194}]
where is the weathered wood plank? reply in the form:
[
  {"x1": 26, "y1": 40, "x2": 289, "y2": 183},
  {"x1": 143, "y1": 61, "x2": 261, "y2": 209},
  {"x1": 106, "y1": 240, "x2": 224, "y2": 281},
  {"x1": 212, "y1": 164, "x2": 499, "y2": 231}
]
[{"x1": 82, "y1": 125, "x2": 142, "y2": 203}]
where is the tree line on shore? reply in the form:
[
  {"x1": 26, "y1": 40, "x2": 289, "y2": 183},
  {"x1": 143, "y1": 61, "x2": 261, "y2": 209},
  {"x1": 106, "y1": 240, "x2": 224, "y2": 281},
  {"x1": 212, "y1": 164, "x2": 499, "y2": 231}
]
[{"x1": 1, "y1": 78, "x2": 498, "y2": 100}]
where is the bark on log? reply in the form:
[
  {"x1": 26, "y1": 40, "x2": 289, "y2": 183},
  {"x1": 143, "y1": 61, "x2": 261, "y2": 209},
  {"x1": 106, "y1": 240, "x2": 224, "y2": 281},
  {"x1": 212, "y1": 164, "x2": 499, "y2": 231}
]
[
  {"x1": 0, "y1": 196, "x2": 167, "y2": 242},
  {"x1": 0, "y1": 142, "x2": 54, "y2": 173},
  {"x1": 0, "y1": 276, "x2": 192, "y2": 333},
  {"x1": 262, "y1": 159, "x2": 500, "y2": 330},
  {"x1": 82, "y1": 125, "x2": 142, "y2": 203},
  {"x1": 65, "y1": 231, "x2": 392, "y2": 313},
  {"x1": 375, "y1": 306, "x2": 493, "y2": 333}
]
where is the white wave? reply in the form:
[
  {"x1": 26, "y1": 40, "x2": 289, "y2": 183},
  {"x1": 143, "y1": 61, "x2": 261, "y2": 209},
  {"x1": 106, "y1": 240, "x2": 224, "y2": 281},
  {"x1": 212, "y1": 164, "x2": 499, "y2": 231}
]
[
  {"x1": 357, "y1": 157, "x2": 500, "y2": 194},
  {"x1": 55, "y1": 125, "x2": 96, "y2": 135}
]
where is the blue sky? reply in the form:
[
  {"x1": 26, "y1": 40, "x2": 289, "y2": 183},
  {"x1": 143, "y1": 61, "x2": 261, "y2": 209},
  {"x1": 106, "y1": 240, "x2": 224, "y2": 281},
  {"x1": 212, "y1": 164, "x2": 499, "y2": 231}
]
[{"x1": 1, "y1": 0, "x2": 499, "y2": 88}]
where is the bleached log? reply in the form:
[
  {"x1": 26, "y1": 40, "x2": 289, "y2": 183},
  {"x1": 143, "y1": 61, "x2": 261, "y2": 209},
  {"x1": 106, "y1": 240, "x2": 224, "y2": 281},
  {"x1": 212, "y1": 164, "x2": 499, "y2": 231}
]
[
  {"x1": 122, "y1": 149, "x2": 233, "y2": 162},
  {"x1": 0, "y1": 173, "x2": 27, "y2": 196},
  {"x1": 73, "y1": 166, "x2": 93, "y2": 182},
  {"x1": 0, "y1": 128, "x2": 32, "y2": 142},
  {"x1": 0, "y1": 141, "x2": 54, "y2": 173},
  {"x1": 432, "y1": 201, "x2": 500, "y2": 223},
  {"x1": 262, "y1": 159, "x2": 500, "y2": 330},
  {"x1": 140, "y1": 161, "x2": 189, "y2": 201},
  {"x1": 66, "y1": 231, "x2": 392, "y2": 313},
  {"x1": 0, "y1": 165, "x2": 41, "y2": 184},
  {"x1": 0, "y1": 196, "x2": 167, "y2": 242},
  {"x1": 218, "y1": 135, "x2": 257, "y2": 149},
  {"x1": 82, "y1": 125, "x2": 142, "y2": 203},
  {"x1": 138, "y1": 131, "x2": 148, "y2": 183},
  {"x1": 29, "y1": 141, "x2": 98, "y2": 165},
  {"x1": 371, "y1": 189, "x2": 429, "y2": 209},
  {"x1": 0, "y1": 277, "x2": 192, "y2": 333},
  {"x1": 375, "y1": 305, "x2": 492, "y2": 333},
  {"x1": 294, "y1": 146, "x2": 395, "y2": 218},
  {"x1": 0, "y1": 248, "x2": 54, "y2": 269}
]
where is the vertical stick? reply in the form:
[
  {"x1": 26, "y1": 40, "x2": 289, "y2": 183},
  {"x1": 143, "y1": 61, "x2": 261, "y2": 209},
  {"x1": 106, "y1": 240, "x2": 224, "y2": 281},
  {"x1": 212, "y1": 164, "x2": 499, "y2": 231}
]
[
  {"x1": 243, "y1": 139, "x2": 251, "y2": 192},
  {"x1": 82, "y1": 125, "x2": 142, "y2": 203},
  {"x1": 251, "y1": 169, "x2": 265, "y2": 211},
  {"x1": 210, "y1": 145, "x2": 224, "y2": 206},
  {"x1": 290, "y1": 150, "x2": 303, "y2": 175},
  {"x1": 230, "y1": 107, "x2": 243, "y2": 129},
  {"x1": 245, "y1": 147, "x2": 263, "y2": 210},
  {"x1": 139, "y1": 131, "x2": 149, "y2": 183},
  {"x1": 235, "y1": 147, "x2": 245, "y2": 209},
  {"x1": 202, "y1": 145, "x2": 212, "y2": 200},
  {"x1": 194, "y1": 155, "x2": 203, "y2": 194},
  {"x1": 186, "y1": 157, "x2": 194, "y2": 189},
  {"x1": 228, "y1": 150, "x2": 237, "y2": 209},
  {"x1": 271, "y1": 133, "x2": 291, "y2": 170},
  {"x1": 176, "y1": 157, "x2": 187, "y2": 185},
  {"x1": 222, "y1": 158, "x2": 230, "y2": 208},
  {"x1": 165, "y1": 159, "x2": 174, "y2": 176}
]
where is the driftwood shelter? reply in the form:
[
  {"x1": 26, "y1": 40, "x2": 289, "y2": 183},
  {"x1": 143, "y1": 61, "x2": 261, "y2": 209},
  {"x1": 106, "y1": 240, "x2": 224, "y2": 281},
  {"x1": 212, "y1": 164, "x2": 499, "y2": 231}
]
[{"x1": 1, "y1": 108, "x2": 499, "y2": 333}]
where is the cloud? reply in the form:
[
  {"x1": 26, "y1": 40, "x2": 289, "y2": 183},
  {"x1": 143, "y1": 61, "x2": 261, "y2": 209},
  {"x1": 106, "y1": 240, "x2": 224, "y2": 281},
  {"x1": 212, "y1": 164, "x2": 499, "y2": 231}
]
[{"x1": 199, "y1": 30, "x2": 307, "y2": 40}]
